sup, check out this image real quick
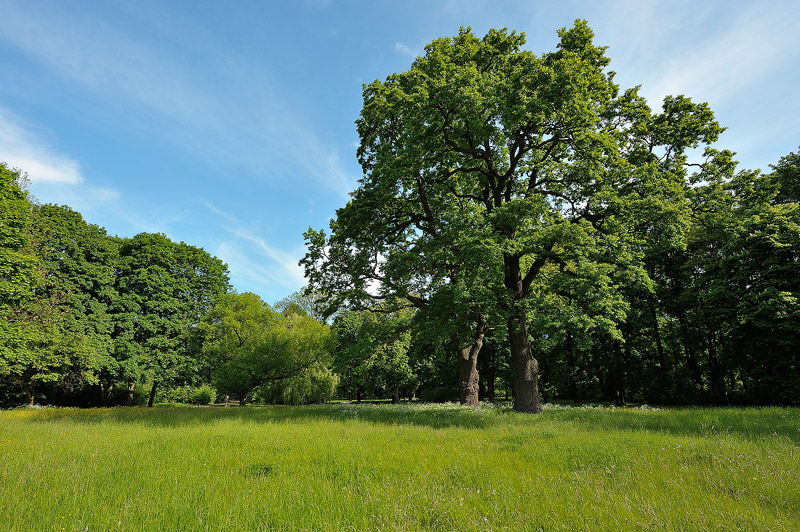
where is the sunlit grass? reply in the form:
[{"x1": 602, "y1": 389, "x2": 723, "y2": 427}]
[{"x1": 1, "y1": 403, "x2": 798, "y2": 531}]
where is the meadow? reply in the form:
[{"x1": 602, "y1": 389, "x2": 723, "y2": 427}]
[{"x1": 1, "y1": 403, "x2": 798, "y2": 531}]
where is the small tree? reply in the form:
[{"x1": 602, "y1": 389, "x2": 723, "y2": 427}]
[{"x1": 204, "y1": 293, "x2": 335, "y2": 405}]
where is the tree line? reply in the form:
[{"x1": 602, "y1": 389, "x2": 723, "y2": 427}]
[
  {"x1": 2, "y1": 21, "x2": 797, "y2": 411},
  {"x1": 0, "y1": 164, "x2": 335, "y2": 407}
]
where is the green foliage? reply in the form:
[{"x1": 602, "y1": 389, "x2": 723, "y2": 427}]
[
  {"x1": 256, "y1": 364, "x2": 338, "y2": 405},
  {"x1": 0, "y1": 164, "x2": 40, "y2": 311},
  {"x1": 203, "y1": 292, "x2": 335, "y2": 404},
  {"x1": 157, "y1": 384, "x2": 217, "y2": 405},
  {"x1": 332, "y1": 305, "x2": 416, "y2": 401},
  {"x1": 114, "y1": 232, "x2": 230, "y2": 397},
  {"x1": 0, "y1": 164, "x2": 92, "y2": 404},
  {"x1": 770, "y1": 146, "x2": 800, "y2": 204},
  {"x1": 304, "y1": 21, "x2": 731, "y2": 411}
]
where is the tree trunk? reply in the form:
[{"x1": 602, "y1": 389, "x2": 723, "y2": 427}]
[
  {"x1": 100, "y1": 381, "x2": 114, "y2": 406},
  {"x1": 239, "y1": 392, "x2": 248, "y2": 406},
  {"x1": 25, "y1": 382, "x2": 35, "y2": 407},
  {"x1": 484, "y1": 339, "x2": 496, "y2": 403},
  {"x1": 458, "y1": 342, "x2": 480, "y2": 406},
  {"x1": 615, "y1": 328, "x2": 630, "y2": 406},
  {"x1": 650, "y1": 301, "x2": 669, "y2": 401},
  {"x1": 508, "y1": 312, "x2": 542, "y2": 413},
  {"x1": 147, "y1": 381, "x2": 158, "y2": 408},
  {"x1": 503, "y1": 249, "x2": 546, "y2": 413},
  {"x1": 650, "y1": 302, "x2": 667, "y2": 377},
  {"x1": 456, "y1": 315, "x2": 485, "y2": 407},
  {"x1": 392, "y1": 383, "x2": 400, "y2": 403},
  {"x1": 566, "y1": 332, "x2": 582, "y2": 403},
  {"x1": 679, "y1": 314, "x2": 702, "y2": 388},
  {"x1": 706, "y1": 330, "x2": 726, "y2": 402},
  {"x1": 126, "y1": 381, "x2": 135, "y2": 407}
]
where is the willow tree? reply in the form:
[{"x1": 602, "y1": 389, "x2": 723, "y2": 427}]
[{"x1": 304, "y1": 21, "x2": 724, "y2": 412}]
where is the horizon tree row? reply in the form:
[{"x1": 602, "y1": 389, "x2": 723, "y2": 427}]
[{"x1": 0, "y1": 164, "x2": 336, "y2": 407}]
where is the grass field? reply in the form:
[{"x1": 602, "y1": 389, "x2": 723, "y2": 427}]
[{"x1": 1, "y1": 403, "x2": 798, "y2": 531}]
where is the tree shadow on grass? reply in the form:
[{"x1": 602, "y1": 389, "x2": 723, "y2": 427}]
[
  {"x1": 12, "y1": 402, "x2": 503, "y2": 430},
  {"x1": 539, "y1": 405, "x2": 800, "y2": 445},
  {"x1": 12, "y1": 403, "x2": 800, "y2": 444}
]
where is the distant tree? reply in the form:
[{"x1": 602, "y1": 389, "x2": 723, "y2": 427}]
[
  {"x1": 257, "y1": 364, "x2": 339, "y2": 405},
  {"x1": 204, "y1": 292, "x2": 334, "y2": 405},
  {"x1": 0, "y1": 164, "x2": 39, "y2": 311},
  {"x1": 31, "y1": 204, "x2": 119, "y2": 404},
  {"x1": 115, "y1": 233, "x2": 230, "y2": 406},
  {"x1": 332, "y1": 305, "x2": 415, "y2": 403},
  {"x1": 0, "y1": 165, "x2": 97, "y2": 405},
  {"x1": 711, "y1": 168, "x2": 800, "y2": 403},
  {"x1": 769, "y1": 147, "x2": 800, "y2": 204},
  {"x1": 275, "y1": 288, "x2": 328, "y2": 322}
]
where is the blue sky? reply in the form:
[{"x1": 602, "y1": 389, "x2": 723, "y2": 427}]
[{"x1": 1, "y1": 0, "x2": 798, "y2": 304}]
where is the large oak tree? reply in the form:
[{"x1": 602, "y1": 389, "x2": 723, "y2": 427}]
[{"x1": 304, "y1": 21, "x2": 724, "y2": 412}]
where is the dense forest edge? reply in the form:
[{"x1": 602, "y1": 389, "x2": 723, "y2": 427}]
[{"x1": 1, "y1": 21, "x2": 798, "y2": 410}]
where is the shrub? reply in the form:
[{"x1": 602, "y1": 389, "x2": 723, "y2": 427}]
[{"x1": 158, "y1": 384, "x2": 217, "y2": 405}]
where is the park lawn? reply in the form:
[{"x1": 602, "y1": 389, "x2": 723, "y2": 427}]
[{"x1": 0, "y1": 403, "x2": 798, "y2": 531}]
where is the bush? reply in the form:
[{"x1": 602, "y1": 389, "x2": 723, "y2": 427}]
[
  {"x1": 255, "y1": 365, "x2": 339, "y2": 405},
  {"x1": 158, "y1": 384, "x2": 217, "y2": 405},
  {"x1": 418, "y1": 386, "x2": 459, "y2": 403}
]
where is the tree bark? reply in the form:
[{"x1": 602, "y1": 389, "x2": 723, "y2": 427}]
[
  {"x1": 100, "y1": 381, "x2": 114, "y2": 406},
  {"x1": 392, "y1": 383, "x2": 400, "y2": 403},
  {"x1": 456, "y1": 315, "x2": 485, "y2": 407},
  {"x1": 25, "y1": 382, "x2": 35, "y2": 407},
  {"x1": 483, "y1": 339, "x2": 496, "y2": 403},
  {"x1": 126, "y1": 381, "x2": 135, "y2": 407},
  {"x1": 508, "y1": 312, "x2": 542, "y2": 413},
  {"x1": 503, "y1": 249, "x2": 546, "y2": 413},
  {"x1": 147, "y1": 381, "x2": 158, "y2": 408}
]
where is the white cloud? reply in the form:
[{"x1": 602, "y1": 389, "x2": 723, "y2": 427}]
[
  {"x1": 0, "y1": 106, "x2": 124, "y2": 218},
  {"x1": 394, "y1": 42, "x2": 418, "y2": 58},
  {"x1": 231, "y1": 228, "x2": 307, "y2": 287},
  {"x1": 215, "y1": 241, "x2": 287, "y2": 290},
  {"x1": 640, "y1": 6, "x2": 800, "y2": 107},
  {"x1": 205, "y1": 202, "x2": 307, "y2": 293},
  {"x1": 0, "y1": 108, "x2": 83, "y2": 185},
  {"x1": 590, "y1": 1, "x2": 800, "y2": 113},
  {"x1": 0, "y1": 4, "x2": 356, "y2": 195}
]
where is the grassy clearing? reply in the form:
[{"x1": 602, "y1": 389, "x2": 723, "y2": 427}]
[{"x1": 1, "y1": 403, "x2": 798, "y2": 531}]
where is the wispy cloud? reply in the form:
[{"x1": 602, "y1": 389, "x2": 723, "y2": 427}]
[
  {"x1": 0, "y1": 107, "x2": 83, "y2": 185},
  {"x1": 0, "y1": 3, "x2": 356, "y2": 195},
  {"x1": 394, "y1": 42, "x2": 418, "y2": 58},
  {"x1": 639, "y1": 5, "x2": 800, "y2": 108},
  {"x1": 231, "y1": 228, "x2": 307, "y2": 286},
  {"x1": 0, "y1": 106, "x2": 123, "y2": 217},
  {"x1": 204, "y1": 202, "x2": 306, "y2": 295},
  {"x1": 589, "y1": 1, "x2": 800, "y2": 113}
]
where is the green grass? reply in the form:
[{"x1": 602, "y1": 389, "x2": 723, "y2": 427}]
[{"x1": 1, "y1": 403, "x2": 798, "y2": 531}]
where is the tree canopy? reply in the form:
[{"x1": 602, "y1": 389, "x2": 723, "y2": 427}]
[{"x1": 304, "y1": 21, "x2": 730, "y2": 412}]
